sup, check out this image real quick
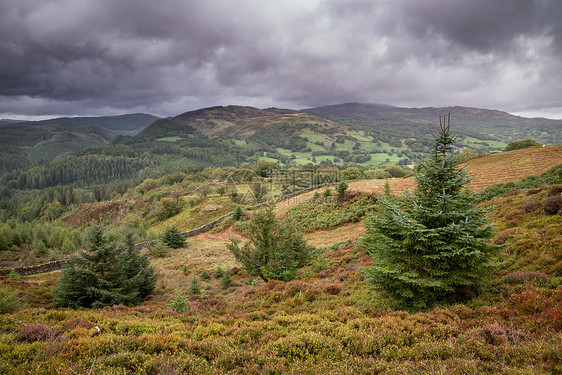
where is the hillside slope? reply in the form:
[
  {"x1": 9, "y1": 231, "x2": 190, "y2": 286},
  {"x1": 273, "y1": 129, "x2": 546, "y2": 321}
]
[
  {"x1": 0, "y1": 123, "x2": 118, "y2": 173},
  {"x1": 463, "y1": 145, "x2": 562, "y2": 191},
  {"x1": 172, "y1": 105, "x2": 333, "y2": 138},
  {"x1": 1, "y1": 156, "x2": 561, "y2": 374},
  {"x1": 303, "y1": 102, "x2": 562, "y2": 145}
]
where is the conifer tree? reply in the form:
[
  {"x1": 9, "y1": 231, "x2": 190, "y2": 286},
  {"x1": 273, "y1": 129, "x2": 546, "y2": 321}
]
[
  {"x1": 227, "y1": 207, "x2": 313, "y2": 281},
  {"x1": 161, "y1": 226, "x2": 186, "y2": 249},
  {"x1": 363, "y1": 114, "x2": 499, "y2": 309},
  {"x1": 53, "y1": 227, "x2": 156, "y2": 308}
]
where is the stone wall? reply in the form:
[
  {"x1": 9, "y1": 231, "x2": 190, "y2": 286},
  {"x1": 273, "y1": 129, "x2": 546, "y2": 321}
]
[{"x1": 0, "y1": 260, "x2": 72, "y2": 277}]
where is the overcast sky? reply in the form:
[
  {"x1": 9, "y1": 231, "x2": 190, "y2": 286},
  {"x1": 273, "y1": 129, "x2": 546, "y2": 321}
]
[{"x1": 1, "y1": 0, "x2": 562, "y2": 120}]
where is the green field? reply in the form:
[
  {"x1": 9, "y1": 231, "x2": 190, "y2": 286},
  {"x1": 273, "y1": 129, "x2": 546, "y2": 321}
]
[{"x1": 156, "y1": 136, "x2": 182, "y2": 142}]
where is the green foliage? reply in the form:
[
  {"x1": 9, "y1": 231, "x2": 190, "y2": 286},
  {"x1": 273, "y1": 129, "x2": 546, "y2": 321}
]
[
  {"x1": 148, "y1": 241, "x2": 171, "y2": 258},
  {"x1": 232, "y1": 206, "x2": 244, "y2": 220},
  {"x1": 213, "y1": 266, "x2": 226, "y2": 279},
  {"x1": 336, "y1": 181, "x2": 348, "y2": 199},
  {"x1": 459, "y1": 147, "x2": 479, "y2": 161},
  {"x1": 221, "y1": 272, "x2": 235, "y2": 289},
  {"x1": 161, "y1": 226, "x2": 186, "y2": 249},
  {"x1": 8, "y1": 270, "x2": 21, "y2": 280},
  {"x1": 0, "y1": 287, "x2": 19, "y2": 314},
  {"x1": 288, "y1": 193, "x2": 378, "y2": 232},
  {"x1": 322, "y1": 188, "x2": 331, "y2": 198},
  {"x1": 250, "y1": 182, "x2": 268, "y2": 202},
  {"x1": 363, "y1": 118, "x2": 500, "y2": 309},
  {"x1": 226, "y1": 208, "x2": 314, "y2": 281},
  {"x1": 53, "y1": 227, "x2": 157, "y2": 308},
  {"x1": 200, "y1": 270, "x2": 211, "y2": 280},
  {"x1": 341, "y1": 167, "x2": 365, "y2": 180},
  {"x1": 504, "y1": 139, "x2": 542, "y2": 151},
  {"x1": 249, "y1": 123, "x2": 308, "y2": 152},
  {"x1": 153, "y1": 197, "x2": 184, "y2": 221},
  {"x1": 189, "y1": 277, "x2": 201, "y2": 295},
  {"x1": 381, "y1": 163, "x2": 410, "y2": 178},
  {"x1": 365, "y1": 168, "x2": 392, "y2": 179},
  {"x1": 167, "y1": 290, "x2": 189, "y2": 313}
]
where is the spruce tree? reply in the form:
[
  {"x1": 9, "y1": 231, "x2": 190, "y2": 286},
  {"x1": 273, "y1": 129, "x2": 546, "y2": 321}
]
[
  {"x1": 161, "y1": 226, "x2": 186, "y2": 249},
  {"x1": 363, "y1": 115, "x2": 500, "y2": 309},
  {"x1": 53, "y1": 227, "x2": 156, "y2": 309}
]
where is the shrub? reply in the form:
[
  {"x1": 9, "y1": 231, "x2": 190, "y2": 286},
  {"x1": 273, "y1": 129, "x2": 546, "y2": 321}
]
[
  {"x1": 336, "y1": 181, "x2": 348, "y2": 200},
  {"x1": 502, "y1": 271, "x2": 550, "y2": 286},
  {"x1": 0, "y1": 287, "x2": 19, "y2": 314},
  {"x1": 200, "y1": 270, "x2": 211, "y2": 280},
  {"x1": 8, "y1": 269, "x2": 20, "y2": 280},
  {"x1": 221, "y1": 272, "x2": 235, "y2": 289},
  {"x1": 226, "y1": 208, "x2": 314, "y2": 281},
  {"x1": 322, "y1": 282, "x2": 343, "y2": 295},
  {"x1": 18, "y1": 323, "x2": 65, "y2": 343},
  {"x1": 154, "y1": 197, "x2": 184, "y2": 221},
  {"x1": 148, "y1": 241, "x2": 171, "y2": 258},
  {"x1": 522, "y1": 198, "x2": 538, "y2": 212},
  {"x1": 161, "y1": 226, "x2": 186, "y2": 249},
  {"x1": 382, "y1": 164, "x2": 410, "y2": 178},
  {"x1": 543, "y1": 195, "x2": 562, "y2": 215},
  {"x1": 189, "y1": 277, "x2": 201, "y2": 295},
  {"x1": 232, "y1": 206, "x2": 244, "y2": 220},
  {"x1": 214, "y1": 266, "x2": 226, "y2": 279},
  {"x1": 167, "y1": 290, "x2": 189, "y2": 313},
  {"x1": 504, "y1": 139, "x2": 542, "y2": 151}
]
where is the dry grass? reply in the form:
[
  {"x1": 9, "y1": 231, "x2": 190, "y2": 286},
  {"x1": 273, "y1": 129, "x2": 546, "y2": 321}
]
[
  {"x1": 463, "y1": 145, "x2": 562, "y2": 191},
  {"x1": 150, "y1": 237, "x2": 239, "y2": 292},
  {"x1": 304, "y1": 222, "x2": 366, "y2": 247}
]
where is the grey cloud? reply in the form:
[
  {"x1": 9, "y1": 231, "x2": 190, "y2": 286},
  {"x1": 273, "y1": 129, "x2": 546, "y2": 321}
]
[{"x1": 1, "y1": 0, "x2": 561, "y2": 118}]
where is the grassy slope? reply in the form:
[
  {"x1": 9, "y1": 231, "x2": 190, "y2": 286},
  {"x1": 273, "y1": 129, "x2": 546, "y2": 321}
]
[
  {"x1": 463, "y1": 145, "x2": 562, "y2": 191},
  {"x1": 1, "y1": 148, "x2": 561, "y2": 374}
]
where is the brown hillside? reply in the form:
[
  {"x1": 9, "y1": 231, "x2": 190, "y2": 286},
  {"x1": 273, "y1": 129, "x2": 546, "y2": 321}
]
[
  {"x1": 341, "y1": 145, "x2": 561, "y2": 196},
  {"x1": 172, "y1": 105, "x2": 337, "y2": 137},
  {"x1": 462, "y1": 145, "x2": 562, "y2": 191}
]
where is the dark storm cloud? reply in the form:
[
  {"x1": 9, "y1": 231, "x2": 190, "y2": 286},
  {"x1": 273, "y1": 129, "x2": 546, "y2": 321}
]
[{"x1": 1, "y1": 0, "x2": 561, "y2": 119}]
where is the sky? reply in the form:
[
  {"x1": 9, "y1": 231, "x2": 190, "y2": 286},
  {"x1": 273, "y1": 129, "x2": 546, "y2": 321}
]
[{"x1": 1, "y1": 0, "x2": 562, "y2": 120}]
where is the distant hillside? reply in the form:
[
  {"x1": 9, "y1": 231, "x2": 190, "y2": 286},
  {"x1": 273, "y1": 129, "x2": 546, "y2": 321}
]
[
  {"x1": 303, "y1": 102, "x2": 562, "y2": 145},
  {"x1": 0, "y1": 123, "x2": 117, "y2": 174},
  {"x1": 172, "y1": 105, "x2": 305, "y2": 137},
  {"x1": 0, "y1": 119, "x2": 24, "y2": 126},
  {"x1": 11, "y1": 113, "x2": 159, "y2": 134},
  {"x1": 136, "y1": 118, "x2": 197, "y2": 139}
]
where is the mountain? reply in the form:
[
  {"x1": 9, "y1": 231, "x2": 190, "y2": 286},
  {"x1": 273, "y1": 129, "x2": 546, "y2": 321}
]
[
  {"x1": 8, "y1": 113, "x2": 159, "y2": 135},
  {"x1": 302, "y1": 102, "x2": 562, "y2": 145},
  {"x1": 171, "y1": 105, "x2": 307, "y2": 137}
]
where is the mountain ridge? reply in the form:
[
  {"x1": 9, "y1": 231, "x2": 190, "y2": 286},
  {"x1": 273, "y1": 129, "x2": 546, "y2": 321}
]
[{"x1": 2, "y1": 113, "x2": 160, "y2": 134}]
